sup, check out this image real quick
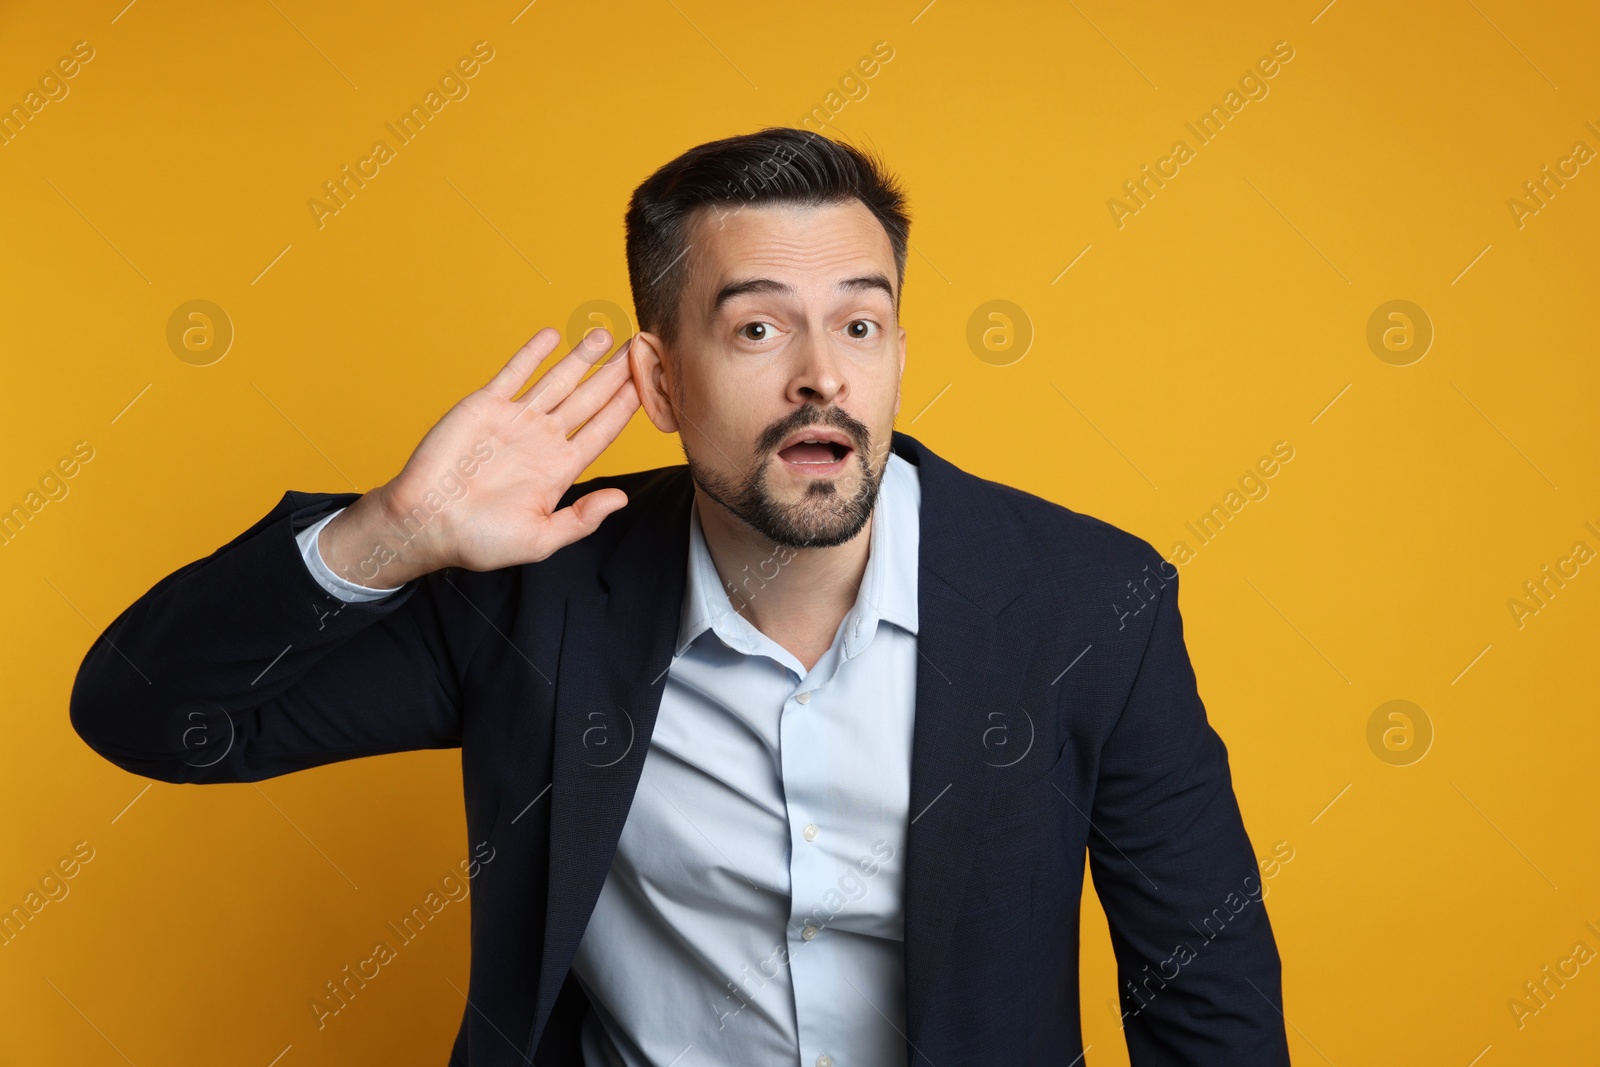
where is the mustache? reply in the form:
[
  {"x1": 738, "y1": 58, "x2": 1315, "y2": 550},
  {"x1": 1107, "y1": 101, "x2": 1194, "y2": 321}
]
[{"x1": 755, "y1": 407, "x2": 872, "y2": 455}]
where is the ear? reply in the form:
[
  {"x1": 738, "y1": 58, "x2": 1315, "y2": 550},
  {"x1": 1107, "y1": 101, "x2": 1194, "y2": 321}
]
[{"x1": 631, "y1": 331, "x2": 680, "y2": 434}]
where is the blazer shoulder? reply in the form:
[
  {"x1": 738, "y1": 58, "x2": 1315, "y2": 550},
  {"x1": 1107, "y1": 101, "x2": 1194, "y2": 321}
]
[
  {"x1": 442, "y1": 462, "x2": 689, "y2": 602},
  {"x1": 973, "y1": 472, "x2": 1165, "y2": 576},
  {"x1": 563, "y1": 460, "x2": 686, "y2": 496},
  {"x1": 557, "y1": 462, "x2": 689, "y2": 527},
  {"x1": 962, "y1": 477, "x2": 1177, "y2": 657},
  {"x1": 537, "y1": 461, "x2": 692, "y2": 569}
]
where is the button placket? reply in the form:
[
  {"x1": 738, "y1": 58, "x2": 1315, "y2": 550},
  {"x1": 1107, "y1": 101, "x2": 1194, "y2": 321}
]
[{"x1": 783, "y1": 657, "x2": 835, "y2": 1067}]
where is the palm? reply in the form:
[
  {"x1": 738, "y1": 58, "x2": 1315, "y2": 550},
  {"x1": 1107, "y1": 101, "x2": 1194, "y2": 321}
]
[{"x1": 381, "y1": 327, "x2": 640, "y2": 572}]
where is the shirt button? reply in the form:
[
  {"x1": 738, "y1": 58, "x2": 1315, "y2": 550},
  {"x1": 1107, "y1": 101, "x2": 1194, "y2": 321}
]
[
  {"x1": 802, "y1": 924, "x2": 819, "y2": 941},
  {"x1": 817, "y1": 1056, "x2": 834, "y2": 1067},
  {"x1": 795, "y1": 691, "x2": 811, "y2": 704},
  {"x1": 803, "y1": 823, "x2": 819, "y2": 842}
]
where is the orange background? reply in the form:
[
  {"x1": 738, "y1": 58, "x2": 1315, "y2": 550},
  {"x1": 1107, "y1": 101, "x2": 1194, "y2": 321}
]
[{"x1": 3, "y1": 0, "x2": 1597, "y2": 1063}]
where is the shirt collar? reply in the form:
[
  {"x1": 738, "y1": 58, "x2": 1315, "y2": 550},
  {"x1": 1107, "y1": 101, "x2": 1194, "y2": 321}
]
[{"x1": 675, "y1": 450, "x2": 921, "y2": 660}]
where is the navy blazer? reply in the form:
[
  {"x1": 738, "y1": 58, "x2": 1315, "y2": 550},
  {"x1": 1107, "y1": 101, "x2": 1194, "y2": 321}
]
[{"x1": 70, "y1": 429, "x2": 1290, "y2": 1066}]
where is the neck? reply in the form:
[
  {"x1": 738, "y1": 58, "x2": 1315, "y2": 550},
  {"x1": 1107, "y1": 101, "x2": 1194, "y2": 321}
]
[{"x1": 694, "y1": 487, "x2": 873, "y2": 671}]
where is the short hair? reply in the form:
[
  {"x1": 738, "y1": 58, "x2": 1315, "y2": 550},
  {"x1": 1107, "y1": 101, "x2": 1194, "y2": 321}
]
[{"x1": 624, "y1": 127, "x2": 910, "y2": 347}]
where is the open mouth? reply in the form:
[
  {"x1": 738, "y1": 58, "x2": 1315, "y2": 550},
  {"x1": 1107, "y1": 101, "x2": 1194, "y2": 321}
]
[{"x1": 776, "y1": 438, "x2": 853, "y2": 473}]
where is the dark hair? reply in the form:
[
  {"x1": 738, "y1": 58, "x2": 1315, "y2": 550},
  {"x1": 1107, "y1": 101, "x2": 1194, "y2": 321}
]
[{"x1": 624, "y1": 127, "x2": 910, "y2": 346}]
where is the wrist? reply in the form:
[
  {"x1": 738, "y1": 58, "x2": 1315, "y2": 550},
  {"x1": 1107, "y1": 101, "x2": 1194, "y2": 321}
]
[{"x1": 322, "y1": 487, "x2": 441, "y2": 587}]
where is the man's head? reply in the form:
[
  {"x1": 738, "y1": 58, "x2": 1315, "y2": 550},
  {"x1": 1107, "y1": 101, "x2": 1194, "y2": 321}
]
[{"x1": 624, "y1": 127, "x2": 910, "y2": 550}]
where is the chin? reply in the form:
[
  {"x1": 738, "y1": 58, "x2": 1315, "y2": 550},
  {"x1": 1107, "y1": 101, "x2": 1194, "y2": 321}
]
[{"x1": 687, "y1": 440, "x2": 884, "y2": 550}]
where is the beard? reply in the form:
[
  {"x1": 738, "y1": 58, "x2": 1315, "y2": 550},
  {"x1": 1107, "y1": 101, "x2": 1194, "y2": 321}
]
[{"x1": 684, "y1": 404, "x2": 886, "y2": 550}]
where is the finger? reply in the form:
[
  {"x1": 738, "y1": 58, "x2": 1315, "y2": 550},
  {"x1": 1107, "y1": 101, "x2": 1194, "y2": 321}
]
[
  {"x1": 485, "y1": 327, "x2": 562, "y2": 400},
  {"x1": 541, "y1": 487, "x2": 628, "y2": 555},
  {"x1": 567, "y1": 372, "x2": 641, "y2": 464},
  {"x1": 518, "y1": 327, "x2": 617, "y2": 415},
  {"x1": 551, "y1": 336, "x2": 635, "y2": 434}
]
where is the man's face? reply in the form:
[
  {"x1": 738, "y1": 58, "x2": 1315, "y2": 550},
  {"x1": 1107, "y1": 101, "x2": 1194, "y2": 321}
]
[{"x1": 636, "y1": 199, "x2": 907, "y2": 549}]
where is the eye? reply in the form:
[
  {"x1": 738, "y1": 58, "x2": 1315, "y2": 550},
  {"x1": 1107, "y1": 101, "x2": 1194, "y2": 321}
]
[
  {"x1": 846, "y1": 320, "x2": 876, "y2": 340},
  {"x1": 739, "y1": 321, "x2": 774, "y2": 342}
]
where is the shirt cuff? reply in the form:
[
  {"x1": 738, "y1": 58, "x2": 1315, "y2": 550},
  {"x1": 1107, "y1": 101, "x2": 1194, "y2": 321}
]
[{"x1": 295, "y1": 507, "x2": 407, "y2": 602}]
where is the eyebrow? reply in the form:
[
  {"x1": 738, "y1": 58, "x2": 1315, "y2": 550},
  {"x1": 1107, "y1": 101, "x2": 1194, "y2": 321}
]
[
  {"x1": 709, "y1": 273, "x2": 896, "y2": 315},
  {"x1": 841, "y1": 274, "x2": 896, "y2": 303},
  {"x1": 710, "y1": 277, "x2": 790, "y2": 312}
]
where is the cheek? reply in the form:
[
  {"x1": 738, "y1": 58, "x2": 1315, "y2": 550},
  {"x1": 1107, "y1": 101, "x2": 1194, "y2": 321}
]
[
  {"x1": 684, "y1": 361, "x2": 773, "y2": 445},
  {"x1": 861, "y1": 361, "x2": 903, "y2": 416}
]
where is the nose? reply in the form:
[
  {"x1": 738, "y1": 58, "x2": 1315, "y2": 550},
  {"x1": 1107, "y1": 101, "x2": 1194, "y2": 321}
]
[{"x1": 785, "y1": 329, "x2": 847, "y2": 408}]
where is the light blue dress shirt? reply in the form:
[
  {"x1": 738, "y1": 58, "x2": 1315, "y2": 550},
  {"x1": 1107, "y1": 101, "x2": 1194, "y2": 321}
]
[{"x1": 294, "y1": 452, "x2": 921, "y2": 1067}]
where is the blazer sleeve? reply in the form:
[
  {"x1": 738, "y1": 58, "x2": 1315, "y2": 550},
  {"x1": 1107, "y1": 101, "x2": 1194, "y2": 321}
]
[
  {"x1": 69, "y1": 489, "x2": 479, "y2": 785},
  {"x1": 1086, "y1": 563, "x2": 1292, "y2": 1065}
]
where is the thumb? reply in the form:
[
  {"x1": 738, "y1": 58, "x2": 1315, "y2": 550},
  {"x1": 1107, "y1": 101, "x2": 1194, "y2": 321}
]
[{"x1": 543, "y1": 488, "x2": 628, "y2": 553}]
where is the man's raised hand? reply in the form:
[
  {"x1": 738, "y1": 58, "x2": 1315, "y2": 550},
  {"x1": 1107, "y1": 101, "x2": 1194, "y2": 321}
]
[{"x1": 319, "y1": 326, "x2": 641, "y2": 587}]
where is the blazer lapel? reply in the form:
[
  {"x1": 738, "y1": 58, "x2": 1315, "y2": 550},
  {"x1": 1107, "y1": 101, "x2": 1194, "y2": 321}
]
[
  {"x1": 531, "y1": 468, "x2": 693, "y2": 1047},
  {"x1": 893, "y1": 432, "x2": 1040, "y2": 1046}
]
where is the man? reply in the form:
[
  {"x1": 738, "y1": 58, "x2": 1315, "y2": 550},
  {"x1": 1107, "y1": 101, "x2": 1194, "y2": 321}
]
[{"x1": 71, "y1": 127, "x2": 1290, "y2": 1066}]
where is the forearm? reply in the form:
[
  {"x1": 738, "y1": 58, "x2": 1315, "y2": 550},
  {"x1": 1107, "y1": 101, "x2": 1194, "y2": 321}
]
[{"x1": 69, "y1": 490, "x2": 461, "y2": 784}]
